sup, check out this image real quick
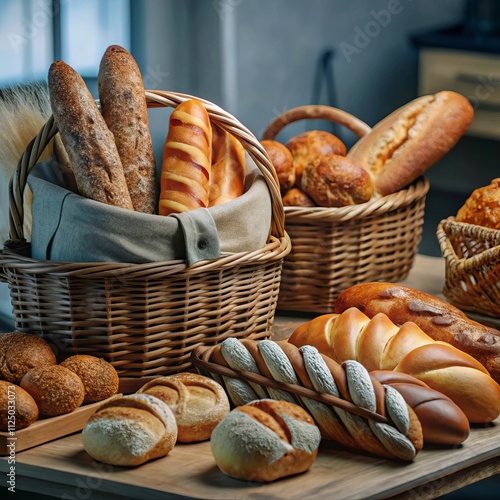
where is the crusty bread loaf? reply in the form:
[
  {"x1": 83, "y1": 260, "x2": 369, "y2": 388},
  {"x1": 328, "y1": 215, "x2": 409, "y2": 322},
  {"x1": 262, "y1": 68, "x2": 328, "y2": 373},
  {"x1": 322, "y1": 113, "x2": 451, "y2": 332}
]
[
  {"x1": 210, "y1": 399, "x2": 321, "y2": 482},
  {"x1": 455, "y1": 178, "x2": 500, "y2": 229},
  {"x1": 288, "y1": 307, "x2": 500, "y2": 423},
  {"x1": 334, "y1": 282, "x2": 500, "y2": 385},
  {"x1": 48, "y1": 60, "x2": 134, "y2": 209},
  {"x1": 287, "y1": 130, "x2": 347, "y2": 187},
  {"x1": 159, "y1": 99, "x2": 212, "y2": 215},
  {"x1": 208, "y1": 122, "x2": 245, "y2": 206},
  {"x1": 260, "y1": 139, "x2": 295, "y2": 194},
  {"x1": 0, "y1": 332, "x2": 56, "y2": 384},
  {"x1": 82, "y1": 393, "x2": 177, "y2": 467},
  {"x1": 60, "y1": 354, "x2": 119, "y2": 403},
  {"x1": 98, "y1": 45, "x2": 157, "y2": 214},
  {"x1": 300, "y1": 154, "x2": 373, "y2": 207},
  {"x1": 20, "y1": 365, "x2": 85, "y2": 417},
  {"x1": 347, "y1": 91, "x2": 473, "y2": 196},
  {"x1": 282, "y1": 187, "x2": 316, "y2": 207},
  {"x1": 137, "y1": 372, "x2": 230, "y2": 443},
  {"x1": 0, "y1": 380, "x2": 39, "y2": 431}
]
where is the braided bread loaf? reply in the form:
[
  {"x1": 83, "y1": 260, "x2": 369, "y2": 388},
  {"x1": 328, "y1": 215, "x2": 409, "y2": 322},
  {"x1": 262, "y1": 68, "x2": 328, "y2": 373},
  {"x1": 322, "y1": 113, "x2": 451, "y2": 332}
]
[
  {"x1": 194, "y1": 339, "x2": 471, "y2": 460},
  {"x1": 288, "y1": 307, "x2": 500, "y2": 423}
]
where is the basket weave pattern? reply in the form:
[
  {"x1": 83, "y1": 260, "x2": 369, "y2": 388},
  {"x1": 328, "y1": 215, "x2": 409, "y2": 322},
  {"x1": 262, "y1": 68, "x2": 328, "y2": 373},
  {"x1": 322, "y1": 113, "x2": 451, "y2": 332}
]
[
  {"x1": 262, "y1": 105, "x2": 429, "y2": 313},
  {"x1": 0, "y1": 90, "x2": 291, "y2": 385},
  {"x1": 437, "y1": 217, "x2": 500, "y2": 317}
]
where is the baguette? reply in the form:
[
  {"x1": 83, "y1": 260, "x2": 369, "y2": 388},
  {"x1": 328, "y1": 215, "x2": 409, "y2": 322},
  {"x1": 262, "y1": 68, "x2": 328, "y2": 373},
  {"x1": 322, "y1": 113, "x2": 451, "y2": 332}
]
[
  {"x1": 98, "y1": 45, "x2": 157, "y2": 214},
  {"x1": 159, "y1": 99, "x2": 212, "y2": 215},
  {"x1": 334, "y1": 282, "x2": 500, "y2": 384},
  {"x1": 347, "y1": 91, "x2": 473, "y2": 196},
  {"x1": 48, "y1": 60, "x2": 133, "y2": 209},
  {"x1": 208, "y1": 122, "x2": 245, "y2": 206},
  {"x1": 288, "y1": 308, "x2": 500, "y2": 423}
]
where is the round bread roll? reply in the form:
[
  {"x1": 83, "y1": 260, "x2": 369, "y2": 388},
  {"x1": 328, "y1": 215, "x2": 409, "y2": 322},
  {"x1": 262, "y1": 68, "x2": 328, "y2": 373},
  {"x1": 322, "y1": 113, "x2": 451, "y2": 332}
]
[
  {"x1": 82, "y1": 393, "x2": 177, "y2": 467},
  {"x1": 282, "y1": 187, "x2": 316, "y2": 207},
  {"x1": 301, "y1": 154, "x2": 373, "y2": 207},
  {"x1": 260, "y1": 139, "x2": 296, "y2": 194},
  {"x1": 0, "y1": 332, "x2": 56, "y2": 384},
  {"x1": 455, "y1": 178, "x2": 500, "y2": 229},
  {"x1": 0, "y1": 380, "x2": 39, "y2": 431},
  {"x1": 286, "y1": 130, "x2": 347, "y2": 187},
  {"x1": 347, "y1": 90, "x2": 474, "y2": 196},
  {"x1": 137, "y1": 372, "x2": 230, "y2": 443},
  {"x1": 60, "y1": 354, "x2": 119, "y2": 403},
  {"x1": 210, "y1": 399, "x2": 321, "y2": 483},
  {"x1": 20, "y1": 365, "x2": 85, "y2": 417}
]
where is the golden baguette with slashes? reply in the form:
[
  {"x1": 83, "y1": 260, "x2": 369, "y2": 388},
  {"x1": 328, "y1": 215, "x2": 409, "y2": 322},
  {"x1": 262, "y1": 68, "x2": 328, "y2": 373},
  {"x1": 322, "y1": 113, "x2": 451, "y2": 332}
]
[{"x1": 159, "y1": 99, "x2": 212, "y2": 216}]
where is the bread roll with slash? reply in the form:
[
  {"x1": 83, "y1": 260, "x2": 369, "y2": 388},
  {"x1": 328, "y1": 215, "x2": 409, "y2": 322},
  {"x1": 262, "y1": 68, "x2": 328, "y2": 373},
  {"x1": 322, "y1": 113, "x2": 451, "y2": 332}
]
[
  {"x1": 98, "y1": 45, "x2": 157, "y2": 214},
  {"x1": 288, "y1": 307, "x2": 500, "y2": 423},
  {"x1": 159, "y1": 99, "x2": 212, "y2": 215},
  {"x1": 208, "y1": 122, "x2": 245, "y2": 206},
  {"x1": 334, "y1": 282, "x2": 500, "y2": 385},
  {"x1": 347, "y1": 90, "x2": 474, "y2": 196},
  {"x1": 48, "y1": 60, "x2": 134, "y2": 209}
]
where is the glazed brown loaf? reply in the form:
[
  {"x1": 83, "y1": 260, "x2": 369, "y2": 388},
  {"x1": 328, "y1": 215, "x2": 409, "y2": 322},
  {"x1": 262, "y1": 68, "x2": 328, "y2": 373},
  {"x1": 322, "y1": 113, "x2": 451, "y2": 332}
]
[
  {"x1": 137, "y1": 372, "x2": 230, "y2": 442},
  {"x1": 48, "y1": 60, "x2": 134, "y2": 209},
  {"x1": 347, "y1": 91, "x2": 474, "y2": 196},
  {"x1": 260, "y1": 139, "x2": 295, "y2": 194},
  {"x1": 159, "y1": 99, "x2": 212, "y2": 215},
  {"x1": 210, "y1": 399, "x2": 321, "y2": 482},
  {"x1": 334, "y1": 282, "x2": 500, "y2": 385},
  {"x1": 98, "y1": 45, "x2": 157, "y2": 214},
  {"x1": 288, "y1": 308, "x2": 500, "y2": 423}
]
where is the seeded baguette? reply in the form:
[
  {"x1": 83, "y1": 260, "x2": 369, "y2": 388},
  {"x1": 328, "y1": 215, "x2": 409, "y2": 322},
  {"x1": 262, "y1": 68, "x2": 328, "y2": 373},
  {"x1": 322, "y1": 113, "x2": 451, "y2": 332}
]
[
  {"x1": 98, "y1": 45, "x2": 157, "y2": 214},
  {"x1": 48, "y1": 60, "x2": 133, "y2": 209}
]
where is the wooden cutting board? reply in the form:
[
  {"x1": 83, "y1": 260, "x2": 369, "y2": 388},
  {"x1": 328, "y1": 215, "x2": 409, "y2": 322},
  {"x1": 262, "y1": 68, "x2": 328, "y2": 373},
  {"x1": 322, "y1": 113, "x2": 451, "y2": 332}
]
[{"x1": 0, "y1": 395, "x2": 119, "y2": 455}]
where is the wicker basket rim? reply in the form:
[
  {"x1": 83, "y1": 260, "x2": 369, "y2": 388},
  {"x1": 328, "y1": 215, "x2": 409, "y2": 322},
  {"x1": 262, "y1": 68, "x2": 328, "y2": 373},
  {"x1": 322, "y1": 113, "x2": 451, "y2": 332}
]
[{"x1": 6, "y1": 89, "x2": 287, "y2": 248}]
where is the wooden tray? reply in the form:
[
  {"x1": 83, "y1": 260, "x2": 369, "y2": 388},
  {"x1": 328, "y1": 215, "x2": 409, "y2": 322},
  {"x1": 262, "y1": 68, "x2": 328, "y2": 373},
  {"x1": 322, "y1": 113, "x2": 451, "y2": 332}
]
[{"x1": 0, "y1": 395, "x2": 119, "y2": 455}]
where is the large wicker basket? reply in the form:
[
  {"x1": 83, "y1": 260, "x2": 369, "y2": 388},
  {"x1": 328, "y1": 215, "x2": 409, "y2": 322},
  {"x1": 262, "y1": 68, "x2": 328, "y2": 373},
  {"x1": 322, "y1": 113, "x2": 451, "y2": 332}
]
[
  {"x1": 262, "y1": 105, "x2": 430, "y2": 314},
  {"x1": 0, "y1": 90, "x2": 291, "y2": 392},
  {"x1": 437, "y1": 217, "x2": 500, "y2": 317}
]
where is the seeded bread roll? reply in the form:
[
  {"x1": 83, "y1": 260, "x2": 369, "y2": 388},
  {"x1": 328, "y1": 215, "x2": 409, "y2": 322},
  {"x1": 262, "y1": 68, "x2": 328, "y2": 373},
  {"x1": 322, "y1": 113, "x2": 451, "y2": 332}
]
[
  {"x1": 60, "y1": 354, "x2": 119, "y2": 403},
  {"x1": 210, "y1": 399, "x2": 321, "y2": 482},
  {"x1": 82, "y1": 393, "x2": 178, "y2": 467},
  {"x1": 48, "y1": 60, "x2": 134, "y2": 209},
  {"x1": 301, "y1": 154, "x2": 373, "y2": 207},
  {"x1": 137, "y1": 372, "x2": 230, "y2": 442},
  {"x1": 260, "y1": 139, "x2": 295, "y2": 194},
  {"x1": 20, "y1": 365, "x2": 85, "y2": 417},
  {"x1": 0, "y1": 332, "x2": 56, "y2": 384},
  {"x1": 98, "y1": 45, "x2": 157, "y2": 214},
  {"x1": 0, "y1": 381, "x2": 39, "y2": 431}
]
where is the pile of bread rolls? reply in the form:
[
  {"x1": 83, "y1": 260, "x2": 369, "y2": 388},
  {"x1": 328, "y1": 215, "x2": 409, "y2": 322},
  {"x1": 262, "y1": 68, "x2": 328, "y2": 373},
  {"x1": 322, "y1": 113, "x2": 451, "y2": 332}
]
[
  {"x1": 48, "y1": 45, "x2": 246, "y2": 217},
  {"x1": 261, "y1": 90, "x2": 474, "y2": 207},
  {"x1": 0, "y1": 332, "x2": 118, "y2": 431}
]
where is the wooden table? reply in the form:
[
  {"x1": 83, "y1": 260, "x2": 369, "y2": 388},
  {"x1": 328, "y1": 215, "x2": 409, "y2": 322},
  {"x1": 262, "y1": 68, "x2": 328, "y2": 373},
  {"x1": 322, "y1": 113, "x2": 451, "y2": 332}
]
[{"x1": 1, "y1": 255, "x2": 499, "y2": 499}]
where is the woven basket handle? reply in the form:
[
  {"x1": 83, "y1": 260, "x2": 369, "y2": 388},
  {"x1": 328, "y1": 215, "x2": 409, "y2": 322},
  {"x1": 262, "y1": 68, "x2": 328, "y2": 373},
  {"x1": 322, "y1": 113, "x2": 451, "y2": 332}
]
[
  {"x1": 261, "y1": 104, "x2": 372, "y2": 141},
  {"x1": 7, "y1": 90, "x2": 285, "y2": 244}
]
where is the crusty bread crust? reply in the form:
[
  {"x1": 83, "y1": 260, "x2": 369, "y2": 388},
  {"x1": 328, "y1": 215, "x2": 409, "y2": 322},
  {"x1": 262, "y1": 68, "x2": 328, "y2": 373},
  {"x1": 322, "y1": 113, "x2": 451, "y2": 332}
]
[
  {"x1": 98, "y1": 45, "x2": 157, "y2": 214},
  {"x1": 48, "y1": 60, "x2": 134, "y2": 209},
  {"x1": 347, "y1": 91, "x2": 474, "y2": 196}
]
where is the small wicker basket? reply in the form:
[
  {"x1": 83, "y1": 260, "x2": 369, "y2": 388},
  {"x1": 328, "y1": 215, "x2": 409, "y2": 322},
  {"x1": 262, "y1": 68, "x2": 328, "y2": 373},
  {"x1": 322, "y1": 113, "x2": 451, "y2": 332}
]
[
  {"x1": 262, "y1": 105, "x2": 430, "y2": 314},
  {"x1": 437, "y1": 217, "x2": 500, "y2": 317},
  {"x1": 0, "y1": 90, "x2": 291, "y2": 392}
]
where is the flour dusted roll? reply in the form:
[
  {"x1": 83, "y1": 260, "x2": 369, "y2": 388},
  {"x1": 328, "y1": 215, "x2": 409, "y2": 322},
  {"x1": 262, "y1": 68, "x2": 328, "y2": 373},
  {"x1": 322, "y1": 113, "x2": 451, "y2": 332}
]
[
  {"x1": 82, "y1": 393, "x2": 177, "y2": 467},
  {"x1": 209, "y1": 122, "x2": 245, "y2": 206},
  {"x1": 347, "y1": 91, "x2": 473, "y2": 196},
  {"x1": 137, "y1": 372, "x2": 230, "y2": 442},
  {"x1": 159, "y1": 99, "x2": 212, "y2": 215},
  {"x1": 48, "y1": 60, "x2": 134, "y2": 209},
  {"x1": 98, "y1": 45, "x2": 157, "y2": 214},
  {"x1": 210, "y1": 399, "x2": 321, "y2": 482}
]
